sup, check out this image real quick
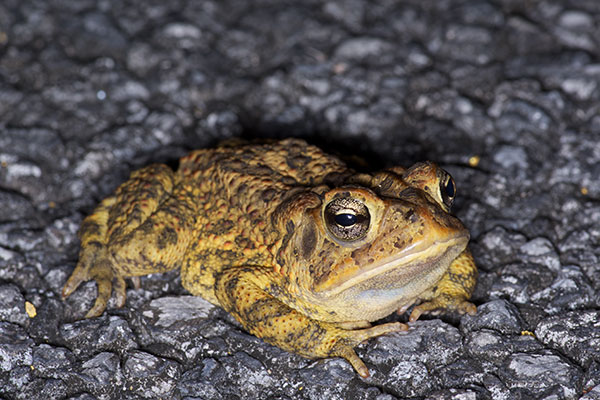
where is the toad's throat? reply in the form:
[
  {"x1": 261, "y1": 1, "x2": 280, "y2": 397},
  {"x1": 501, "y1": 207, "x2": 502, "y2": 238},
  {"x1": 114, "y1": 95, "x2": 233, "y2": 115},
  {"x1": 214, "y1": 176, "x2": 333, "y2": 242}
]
[{"x1": 315, "y1": 234, "x2": 469, "y2": 297}]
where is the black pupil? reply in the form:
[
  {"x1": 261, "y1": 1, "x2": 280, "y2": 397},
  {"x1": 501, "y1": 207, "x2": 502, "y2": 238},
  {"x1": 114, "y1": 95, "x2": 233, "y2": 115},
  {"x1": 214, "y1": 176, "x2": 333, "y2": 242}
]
[
  {"x1": 334, "y1": 213, "x2": 357, "y2": 227},
  {"x1": 445, "y1": 179, "x2": 455, "y2": 198}
]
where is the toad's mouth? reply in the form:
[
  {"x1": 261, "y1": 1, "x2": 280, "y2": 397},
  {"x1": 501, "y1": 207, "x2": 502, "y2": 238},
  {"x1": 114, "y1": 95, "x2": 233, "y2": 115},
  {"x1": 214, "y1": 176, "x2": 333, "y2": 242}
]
[{"x1": 315, "y1": 233, "x2": 469, "y2": 297}]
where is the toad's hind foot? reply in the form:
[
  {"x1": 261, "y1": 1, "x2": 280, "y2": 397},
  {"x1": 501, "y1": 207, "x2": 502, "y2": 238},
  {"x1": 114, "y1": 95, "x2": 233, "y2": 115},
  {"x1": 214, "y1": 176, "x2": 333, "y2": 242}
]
[{"x1": 62, "y1": 243, "x2": 126, "y2": 318}]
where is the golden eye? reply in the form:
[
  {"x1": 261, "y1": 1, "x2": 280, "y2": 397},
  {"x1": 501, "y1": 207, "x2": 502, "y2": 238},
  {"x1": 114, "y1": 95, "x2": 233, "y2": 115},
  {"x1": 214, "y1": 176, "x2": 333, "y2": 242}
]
[{"x1": 324, "y1": 198, "x2": 370, "y2": 241}]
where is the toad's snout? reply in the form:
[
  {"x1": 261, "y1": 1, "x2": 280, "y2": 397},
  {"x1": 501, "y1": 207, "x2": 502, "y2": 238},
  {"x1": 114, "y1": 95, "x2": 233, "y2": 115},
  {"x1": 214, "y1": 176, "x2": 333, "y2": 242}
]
[{"x1": 378, "y1": 195, "x2": 470, "y2": 254}]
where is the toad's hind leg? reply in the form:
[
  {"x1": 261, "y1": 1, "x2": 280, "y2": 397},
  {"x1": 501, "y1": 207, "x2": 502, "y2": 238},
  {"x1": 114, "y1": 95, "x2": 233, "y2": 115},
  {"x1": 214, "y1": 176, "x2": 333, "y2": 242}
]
[
  {"x1": 215, "y1": 266, "x2": 407, "y2": 377},
  {"x1": 62, "y1": 164, "x2": 196, "y2": 318},
  {"x1": 409, "y1": 248, "x2": 478, "y2": 322}
]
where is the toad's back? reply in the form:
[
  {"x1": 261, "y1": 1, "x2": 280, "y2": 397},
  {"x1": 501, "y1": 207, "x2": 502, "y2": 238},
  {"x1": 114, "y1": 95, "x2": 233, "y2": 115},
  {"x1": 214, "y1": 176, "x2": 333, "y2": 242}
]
[{"x1": 179, "y1": 138, "x2": 348, "y2": 205}]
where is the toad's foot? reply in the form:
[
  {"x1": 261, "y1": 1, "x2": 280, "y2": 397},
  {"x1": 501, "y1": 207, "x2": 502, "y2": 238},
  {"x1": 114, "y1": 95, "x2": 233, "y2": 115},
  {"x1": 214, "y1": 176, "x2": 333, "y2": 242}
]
[
  {"x1": 330, "y1": 321, "x2": 408, "y2": 377},
  {"x1": 62, "y1": 244, "x2": 126, "y2": 318},
  {"x1": 409, "y1": 295, "x2": 476, "y2": 322}
]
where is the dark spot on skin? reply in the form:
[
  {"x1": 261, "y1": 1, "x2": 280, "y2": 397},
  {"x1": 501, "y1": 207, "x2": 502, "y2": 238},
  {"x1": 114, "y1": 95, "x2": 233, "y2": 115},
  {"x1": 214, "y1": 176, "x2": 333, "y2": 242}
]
[
  {"x1": 332, "y1": 191, "x2": 352, "y2": 200},
  {"x1": 81, "y1": 220, "x2": 102, "y2": 237},
  {"x1": 281, "y1": 176, "x2": 297, "y2": 186},
  {"x1": 404, "y1": 209, "x2": 418, "y2": 223},
  {"x1": 276, "y1": 253, "x2": 286, "y2": 268},
  {"x1": 236, "y1": 236, "x2": 256, "y2": 250},
  {"x1": 138, "y1": 221, "x2": 155, "y2": 235},
  {"x1": 286, "y1": 154, "x2": 312, "y2": 169},
  {"x1": 207, "y1": 219, "x2": 234, "y2": 235},
  {"x1": 236, "y1": 183, "x2": 248, "y2": 195},
  {"x1": 222, "y1": 159, "x2": 246, "y2": 172},
  {"x1": 246, "y1": 165, "x2": 275, "y2": 176},
  {"x1": 108, "y1": 226, "x2": 126, "y2": 241},
  {"x1": 286, "y1": 220, "x2": 295, "y2": 235},
  {"x1": 157, "y1": 226, "x2": 178, "y2": 249},
  {"x1": 86, "y1": 241, "x2": 103, "y2": 249},
  {"x1": 262, "y1": 189, "x2": 276, "y2": 203},
  {"x1": 222, "y1": 273, "x2": 240, "y2": 294},
  {"x1": 214, "y1": 248, "x2": 239, "y2": 261}
]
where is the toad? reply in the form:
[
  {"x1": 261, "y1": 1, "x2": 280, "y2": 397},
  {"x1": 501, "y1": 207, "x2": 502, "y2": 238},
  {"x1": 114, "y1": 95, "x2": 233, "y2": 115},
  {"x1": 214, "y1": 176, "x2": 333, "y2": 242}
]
[{"x1": 62, "y1": 138, "x2": 477, "y2": 377}]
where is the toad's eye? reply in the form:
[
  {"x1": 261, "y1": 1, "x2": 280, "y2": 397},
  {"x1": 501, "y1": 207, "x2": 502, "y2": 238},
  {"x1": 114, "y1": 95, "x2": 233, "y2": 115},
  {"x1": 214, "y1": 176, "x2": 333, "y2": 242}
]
[
  {"x1": 441, "y1": 175, "x2": 455, "y2": 208},
  {"x1": 324, "y1": 198, "x2": 370, "y2": 241}
]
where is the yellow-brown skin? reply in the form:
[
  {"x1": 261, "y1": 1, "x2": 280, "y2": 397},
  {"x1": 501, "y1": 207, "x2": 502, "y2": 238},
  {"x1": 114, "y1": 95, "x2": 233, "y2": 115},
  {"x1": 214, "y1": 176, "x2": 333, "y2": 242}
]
[{"x1": 62, "y1": 138, "x2": 477, "y2": 377}]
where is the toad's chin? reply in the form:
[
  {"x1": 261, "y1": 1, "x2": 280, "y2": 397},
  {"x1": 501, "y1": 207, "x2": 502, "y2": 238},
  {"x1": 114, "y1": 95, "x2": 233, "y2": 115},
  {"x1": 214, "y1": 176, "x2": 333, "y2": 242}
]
[{"x1": 310, "y1": 233, "x2": 469, "y2": 322}]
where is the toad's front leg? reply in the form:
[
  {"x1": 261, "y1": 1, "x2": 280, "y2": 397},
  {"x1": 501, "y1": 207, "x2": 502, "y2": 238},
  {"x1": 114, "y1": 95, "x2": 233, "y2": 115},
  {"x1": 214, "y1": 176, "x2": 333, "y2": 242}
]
[
  {"x1": 408, "y1": 248, "x2": 478, "y2": 322},
  {"x1": 214, "y1": 266, "x2": 407, "y2": 377}
]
